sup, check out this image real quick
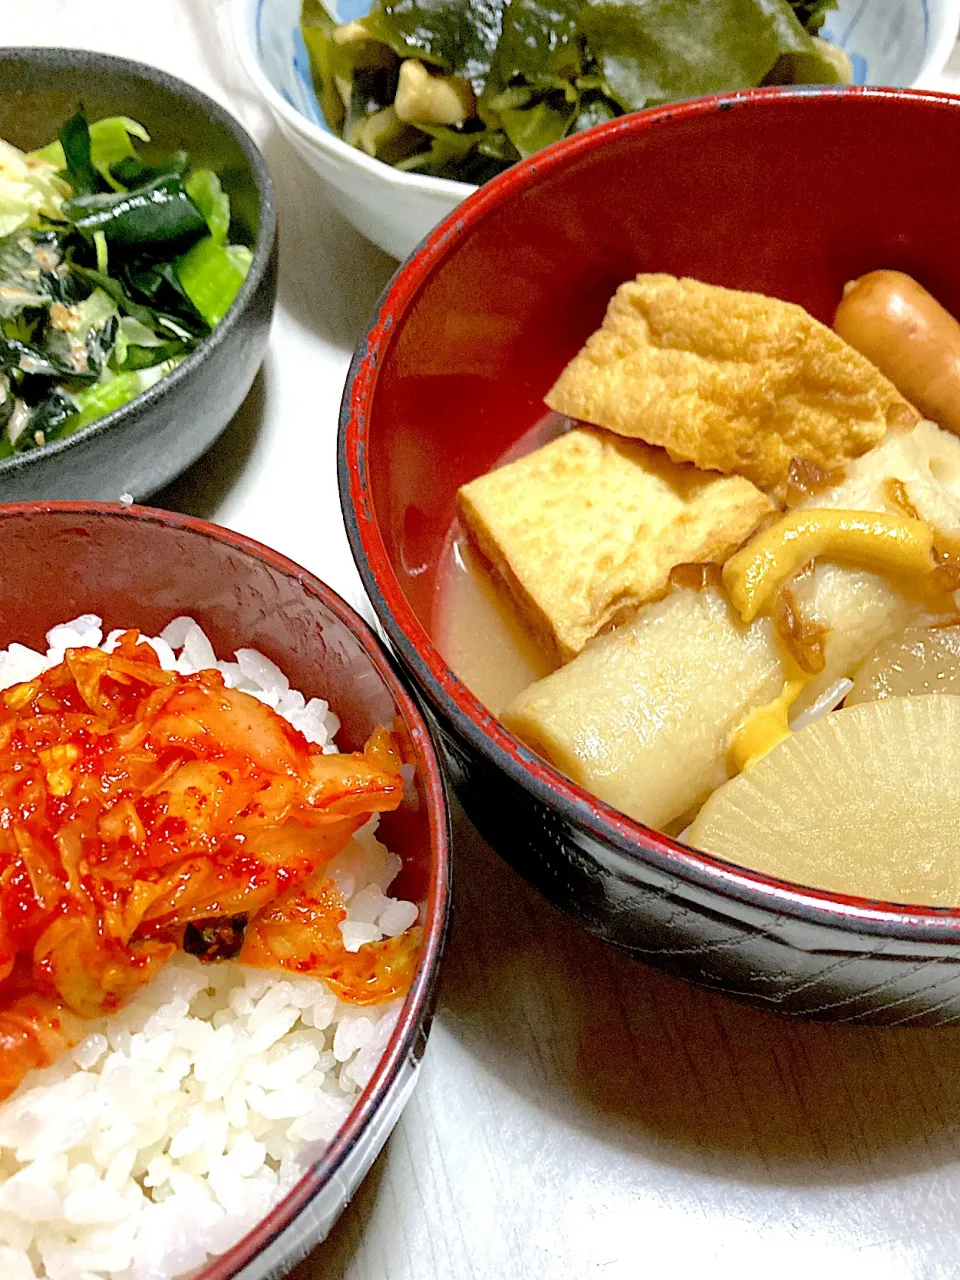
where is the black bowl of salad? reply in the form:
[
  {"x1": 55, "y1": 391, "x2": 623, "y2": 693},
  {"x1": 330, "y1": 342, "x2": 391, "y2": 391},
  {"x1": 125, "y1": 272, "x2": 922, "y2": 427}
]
[{"x1": 0, "y1": 48, "x2": 277, "y2": 501}]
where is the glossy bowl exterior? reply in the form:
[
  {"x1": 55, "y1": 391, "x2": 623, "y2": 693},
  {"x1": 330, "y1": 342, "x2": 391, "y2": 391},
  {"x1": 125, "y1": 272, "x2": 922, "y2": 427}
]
[
  {"x1": 232, "y1": 0, "x2": 472, "y2": 260},
  {"x1": 0, "y1": 50, "x2": 277, "y2": 502},
  {"x1": 0, "y1": 504, "x2": 450, "y2": 1277},
  {"x1": 236, "y1": 0, "x2": 959, "y2": 261},
  {"x1": 342, "y1": 86, "x2": 960, "y2": 1027}
]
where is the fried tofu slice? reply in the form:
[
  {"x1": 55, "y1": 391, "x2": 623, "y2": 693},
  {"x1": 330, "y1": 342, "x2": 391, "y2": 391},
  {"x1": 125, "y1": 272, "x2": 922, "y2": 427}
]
[
  {"x1": 456, "y1": 427, "x2": 773, "y2": 662},
  {"x1": 545, "y1": 274, "x2": 919, "y2": 494}
]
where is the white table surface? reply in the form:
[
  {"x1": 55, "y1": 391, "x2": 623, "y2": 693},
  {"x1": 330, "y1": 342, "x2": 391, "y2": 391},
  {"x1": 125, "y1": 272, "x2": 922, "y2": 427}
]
[{"x1": 8, "y1": 6, "x2": 960, "y2": 1277}]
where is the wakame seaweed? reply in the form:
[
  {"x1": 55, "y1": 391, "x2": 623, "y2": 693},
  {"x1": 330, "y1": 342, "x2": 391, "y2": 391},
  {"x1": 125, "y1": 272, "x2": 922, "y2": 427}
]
[
  {"x1": 302, "y1": 0, "x2": 842, "y2": 181},
  {"x1": 789, "y1": 0, "x2": 837, "y2": 32},
  {"x1": 64, "y1": 174, "x2": 210, "y2": 252},
  {"x1": 0, "y1": 108, "x2": 253, "y2": 455}
]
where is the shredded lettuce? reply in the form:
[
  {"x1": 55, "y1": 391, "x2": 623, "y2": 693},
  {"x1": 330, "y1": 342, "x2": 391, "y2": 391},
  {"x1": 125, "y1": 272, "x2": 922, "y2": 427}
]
[
  {"x1": 30, "y1": 116, "x2": 152, "y2": 181},
  {"x1": 176, "y1": 238, "x2": 251, "y2": 327},
  {"x1": 62, "y1": 359, "x2": 182, "y2": 436},
  {"x1": 94, "y1": 229, "x2": 108, "y2": 273},
  {"x1": 185, "y1": 169, "x2": 231, "y2": 244},
  {"x1": 0, "y1": 140, "x2": 69, "y2": 237},
  {"x1": 118, "y1": 315, "x2": 169, "y2": 348}
]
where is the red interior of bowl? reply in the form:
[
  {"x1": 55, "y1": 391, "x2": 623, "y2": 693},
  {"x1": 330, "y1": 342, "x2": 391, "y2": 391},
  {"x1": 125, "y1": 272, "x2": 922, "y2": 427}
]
[
  {"x1": 0, "y1": 502, "x2": 450, "y2": 1274},
  {"x1": 344, "y1": 86, "x2": 960, "y2": 926},
  {"x1": 362, "y1": 88, "x2": 960, "y2": 626}
]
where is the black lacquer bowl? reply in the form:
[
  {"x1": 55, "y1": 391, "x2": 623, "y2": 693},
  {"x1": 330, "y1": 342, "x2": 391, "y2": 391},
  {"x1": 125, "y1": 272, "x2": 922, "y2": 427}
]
[
  {"x1": 0, "y1": 49, "x2": 277, "y2": 501},
  {"x1": 340, "y1": 86, "x2": 960, "y2": 1026}
]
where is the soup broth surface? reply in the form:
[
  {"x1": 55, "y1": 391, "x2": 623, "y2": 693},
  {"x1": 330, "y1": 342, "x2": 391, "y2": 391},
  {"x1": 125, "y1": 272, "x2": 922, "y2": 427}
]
[
  {"x1": 435, "y1": 534, "x2": 555, "y2": 714},
  {"x1": 434, "y1": 416, "x2": 567, "y2": 712}
]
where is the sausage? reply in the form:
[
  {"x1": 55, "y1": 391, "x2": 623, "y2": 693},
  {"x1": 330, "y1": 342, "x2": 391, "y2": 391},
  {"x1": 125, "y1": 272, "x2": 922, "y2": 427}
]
[{"x1": 834, "y1": 270, "x2": 960, "y2": 437}]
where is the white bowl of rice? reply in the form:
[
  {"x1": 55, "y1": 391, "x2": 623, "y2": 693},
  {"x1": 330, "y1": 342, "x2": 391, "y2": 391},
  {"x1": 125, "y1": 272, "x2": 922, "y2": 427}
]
[{"x1": 0, "y1": 503, "x2": 450, "y2": 1280}]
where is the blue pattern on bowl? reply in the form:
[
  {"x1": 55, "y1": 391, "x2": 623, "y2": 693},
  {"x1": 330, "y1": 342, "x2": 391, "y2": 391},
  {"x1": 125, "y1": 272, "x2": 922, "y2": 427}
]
[
  {"x1": 257, "y1": 0, "x2": 947, "y2": 134},
  {"x1": 821, "y1": 0, "x2": 935, "y2": 84}
]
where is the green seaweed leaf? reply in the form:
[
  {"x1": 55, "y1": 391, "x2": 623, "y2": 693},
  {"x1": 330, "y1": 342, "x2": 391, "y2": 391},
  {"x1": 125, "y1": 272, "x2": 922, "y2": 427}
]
[
  {"x1": 0, "y1": 336, "x2": 78, "y2": 381},
  {"x1": 58, "y1": 109, "x2": 100, "y2": 196},
  {"x1": 15, "y1": 388, "x2": 78, "y2": 450},
  {"x1": 485, "y1": 0, "x2": 579, "y2": 96},
  {"x1": 368, "y1": 0, "x2": 506, "y2": 91},
  {"x1": 789, "y1": 0, "x2": 838, "y2": 33},
  {"x1": 42, "y1": 289, "x2": 119, "y2": 383},
  {"x1": 118, "y1": 259, "x2": 209, "y2": 334},
  {"x1": 72, "y1": 265, "x2": 205, "y2": 342},
  {"x1": 300, "y1": 0, "x2": 844, "y2": 184},
  {"x1": 301, "y1": 0, "x2": 349, "y2": 134},
  {"x1": 110, "y1": 151, "x2": 189, "y2": 190},
  {"x1": 398, "y1": 121, "x2": 517, "y2": 180},
  {"x1": 480, "y1": 0, "x2": 581, "y2": 152},
  {"x1": 577, "y1": 0, "x2": 824, "y2": 113},
  {"x1": 495, "y1": 93, "x2": 578, "y2": 157},
  {"x1": 64, "y1": 175, "x2": 208, "y2": 253},
  {"x1": 0, "y1": 231, "x2": 60, "y2": 319}
]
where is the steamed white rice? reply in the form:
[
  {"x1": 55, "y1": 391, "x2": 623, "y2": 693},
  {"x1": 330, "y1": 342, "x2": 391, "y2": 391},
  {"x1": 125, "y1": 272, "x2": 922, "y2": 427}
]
[{"x1": 0, "y1": 617, "x2": 419, "y2": 1280}]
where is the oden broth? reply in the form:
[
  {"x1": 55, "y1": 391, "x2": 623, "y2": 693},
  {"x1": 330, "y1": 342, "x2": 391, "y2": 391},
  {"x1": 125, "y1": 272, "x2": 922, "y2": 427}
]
[{"x1": 434, "y1": 416, "x2": 568, "y2": 713}]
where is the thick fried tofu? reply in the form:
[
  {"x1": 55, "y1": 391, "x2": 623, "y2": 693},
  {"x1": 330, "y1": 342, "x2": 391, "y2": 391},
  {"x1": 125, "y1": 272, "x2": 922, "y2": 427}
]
[
  {"x1": 545, "y1": 274, "x2": 918, "y2": 494},
  {"x1": 456, "y1": 427, "x2": 773, "y2": 662}
]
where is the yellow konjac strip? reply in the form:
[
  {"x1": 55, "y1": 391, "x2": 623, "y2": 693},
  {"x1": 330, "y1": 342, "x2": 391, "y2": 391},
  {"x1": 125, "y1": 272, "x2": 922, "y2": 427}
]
[
  {"x1": 728, "y1": 678, "x2": 805, "y2": 773},
  {"x1": 722, "y1": 509, "x2": 935, "y2": 623}
]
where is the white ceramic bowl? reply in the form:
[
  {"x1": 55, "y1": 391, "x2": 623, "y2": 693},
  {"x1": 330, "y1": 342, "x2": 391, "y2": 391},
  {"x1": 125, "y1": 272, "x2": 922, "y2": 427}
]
[{"x1": 234, "y1": 0, "x2": 960, "y2": 260}]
